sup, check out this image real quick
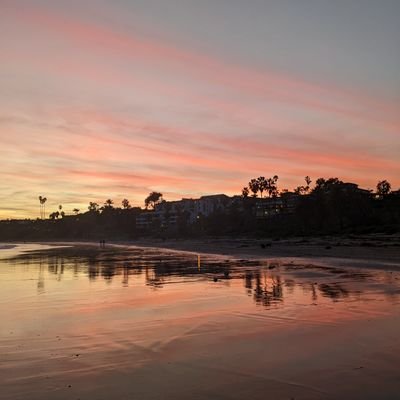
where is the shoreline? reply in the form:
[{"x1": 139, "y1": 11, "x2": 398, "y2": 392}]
[
  {"x1": 5, "y1": 234, "x2": 400, "y2": 271},
  {"x1": 130, "y1": 237, "x2": 400, "y2": 271}
]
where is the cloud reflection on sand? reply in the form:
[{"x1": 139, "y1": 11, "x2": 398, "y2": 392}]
[
  {"x1": 4, "y1": 244, "x2": 399, "y2": 310},
  {"x1": 1, "y1": 244, "x2": 400, "y2": 400}
]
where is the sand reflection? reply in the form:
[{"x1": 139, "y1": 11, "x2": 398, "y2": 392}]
[
  {"x1": 3, "y1": 245, "x2": 399, "y2": 307},
  {"x1": 1, "y1": 245, "x2": 400, "y2": 400}
]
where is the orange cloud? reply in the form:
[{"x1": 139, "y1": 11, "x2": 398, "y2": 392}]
[{"x1": 1, "y1": 3, "x2": 399, "y2": 218}]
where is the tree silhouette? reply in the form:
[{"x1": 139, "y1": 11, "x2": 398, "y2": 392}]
[
  {"x1": 73, "y1": 208, "x2": 80, "y2": 215},
  {"x1": 38, "y1": 196, "x2": 47, "y2": 219},
  {"x1": 313, "y1": 177, "x2": 342, "y2": 193},
  {"x1": 43, "y1": 197, "x2": 47, "y2": 219},
  {"x1": 257, "y1": 176, "x2": 268, "y2": 198},
  {"x1": 88, "y1": 202, "x2": 99, "y2": 212},
  {"x1": 246, "y1": 176, "x2": 279, "y2": 198},
  {"x1": 104, "y1": 199, "x2": 114, "y2": 209},
  {"x1": 294, "y1": 176, "x2": 312, "y2": 195},
  {"x1": 49, "y1": 211, "x2": 59, "y2": 220},
  {"x1": 248, "y1": 179, "x2": 260, "y2": 197},
  {"x1": 58, "y1": 205, "x2": 65, "y2": 218},
  {"x1": 266, "y1": 175, "x2": 279, "y2": 197},
  {"x1": 38, "y1": 196, "x2": 43, "y2": 219},
  {"x1": 242, "y1": 187, "x2": 249, "y2": 198},
  {"x1": 122, "y1": 199, "x2": 131, "y2": 209},
  {"x1": 377, "y1": 180, "x2": 391, "y2": 196},
  {"x1": 145, "y1": 192, "x2": 163, "y2": 209}
]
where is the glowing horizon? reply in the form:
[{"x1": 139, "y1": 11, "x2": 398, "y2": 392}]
[{"x1": 1, "y1": 1, "x2": 399, "y2": 219}]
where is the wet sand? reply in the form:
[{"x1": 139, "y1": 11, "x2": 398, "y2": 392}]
[
  {"x1": 131, "y1": 235, "x2": 400, "y2": 270},
  {"x1": 1, "y1": 243, "x2": 400, "y2": 399}
]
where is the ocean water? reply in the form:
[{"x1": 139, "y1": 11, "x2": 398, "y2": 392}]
[{"x1": 1, "y1": 244, "x2": 400, "y2": 400}]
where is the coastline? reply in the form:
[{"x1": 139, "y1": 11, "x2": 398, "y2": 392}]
[
  {"x1": 130, "y1": 237, "x2": 400, "y2": 271},
  {"x1": 6, "y1": 234, "x2": 400, "y2": 271}
]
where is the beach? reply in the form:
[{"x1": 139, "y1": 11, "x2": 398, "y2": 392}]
[
  {"x1": 1, "y1": 242, "x2": 400, "y2": 399},
  {"x1": 131, "y1": 234, "x2": 400, "y2": 269}
]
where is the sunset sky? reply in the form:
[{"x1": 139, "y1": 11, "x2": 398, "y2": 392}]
[{"x1": 1, "y1": 0, "x2": 399, "y2": 219}]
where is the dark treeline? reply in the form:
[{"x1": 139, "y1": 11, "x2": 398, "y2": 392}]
[{"x1": 0, "y1": 177, "x2": 399, "y2": 241}]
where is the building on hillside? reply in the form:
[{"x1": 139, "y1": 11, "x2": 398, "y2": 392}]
[
  {"x1": 137, "y1": 194, "x2": 231, "y2": 230},
  {"x1": 255, "y1": 193, "x2": 299, "y2": 219},
  {"x1": 135, "y1": 211, "x2": 161, "y2": 230},
  {"x1": 155, "y1": 194, "x2": 230, "y2": 223},
  {"x1": 191, "y1": 194, "x2": 230, "y2": 221},
  {"x1": 340, "y1": 183, "x2": 371, "y2": 195}
]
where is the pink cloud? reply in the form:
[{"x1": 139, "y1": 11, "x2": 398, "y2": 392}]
[
  {"x1": 4, "y1": 3, "x2": 399, "y2": 133},
  {"x1": 1, "y1": 3, "x2": 399, "y2": 218}
]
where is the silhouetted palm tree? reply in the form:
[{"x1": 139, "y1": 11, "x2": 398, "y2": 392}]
[
  {"x1": 38, "y1": 196, "x2": 47, "y2": 219},
  {"x1": 43, "y1": 197, "x2": 47, "y2": 218},
  {"x1": 38, "y1": 196, "x2": 42, "y2": 219}
]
